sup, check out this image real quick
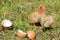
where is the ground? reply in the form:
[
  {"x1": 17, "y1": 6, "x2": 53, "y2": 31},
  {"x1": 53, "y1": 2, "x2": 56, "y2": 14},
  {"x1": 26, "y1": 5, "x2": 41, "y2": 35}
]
[{"x1": 0, "y1": 0, "x2": 60, "y2": 40}]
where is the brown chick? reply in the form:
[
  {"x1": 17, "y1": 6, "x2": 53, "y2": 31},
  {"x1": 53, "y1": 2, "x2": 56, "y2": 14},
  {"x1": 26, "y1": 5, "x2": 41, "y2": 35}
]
[
  {"x1": 27, "y1": 30, "x2": 36, "y2": 40},
  {"x1": 40, "y1": 15, "x2": 54, "y2": 32},
  {"x1": 28, "y1": 4, "x2": 46, "y2": 24},
  {"x1": 43, "y1": 15, "x2": 54, "y2": 28}
]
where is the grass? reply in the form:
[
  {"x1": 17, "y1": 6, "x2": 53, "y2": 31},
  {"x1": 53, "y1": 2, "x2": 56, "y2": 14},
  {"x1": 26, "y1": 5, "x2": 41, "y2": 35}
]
[{"x1": 0, "y1": 0, "x2": 60, "y2": 40}]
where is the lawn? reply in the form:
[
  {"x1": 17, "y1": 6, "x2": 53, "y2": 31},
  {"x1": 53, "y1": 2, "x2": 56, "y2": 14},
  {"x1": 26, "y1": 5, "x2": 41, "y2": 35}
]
[{"x1": 0, "y1": 0, "x2": 60, "y2": 40}]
